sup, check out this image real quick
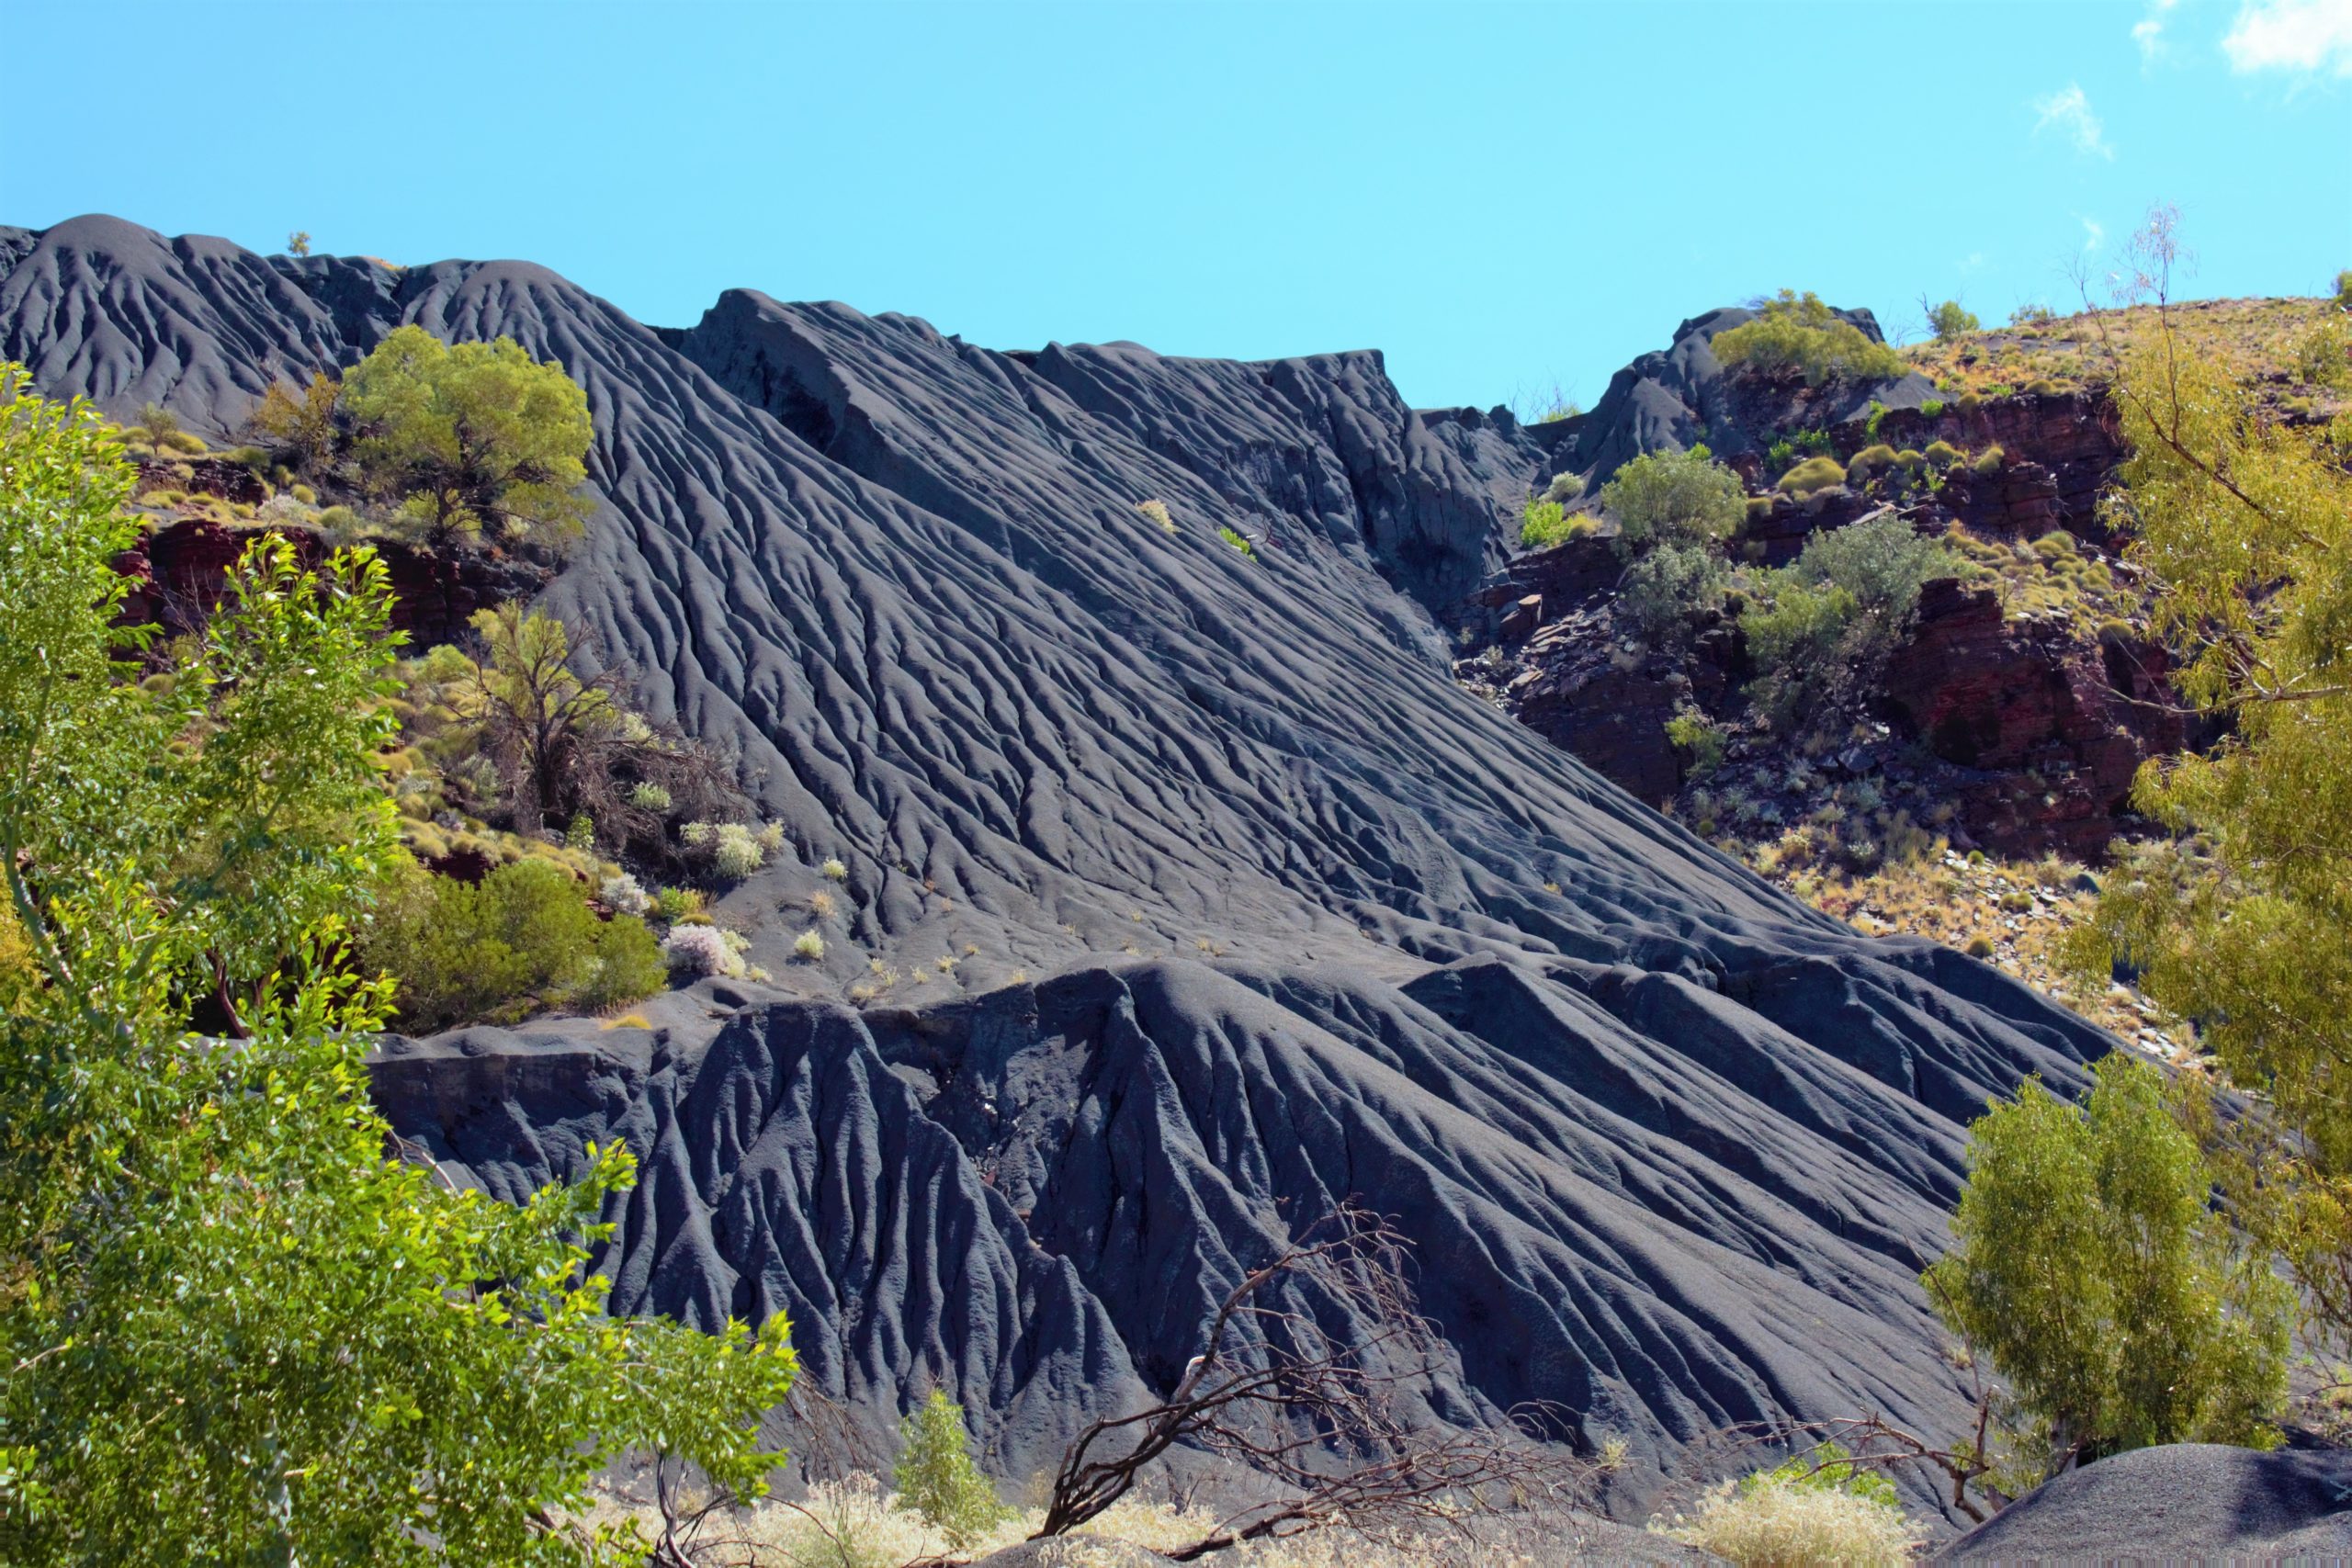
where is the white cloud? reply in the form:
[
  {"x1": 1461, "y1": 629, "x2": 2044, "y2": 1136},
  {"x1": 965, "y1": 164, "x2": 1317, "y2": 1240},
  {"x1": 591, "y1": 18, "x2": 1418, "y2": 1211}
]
[
  {"x1": 2033, "y1": 83, "x2": 2116, "y2": 159},
  {"x1": 2222, "y1": 0, "x2": 2352, "y2": 76},
  {"x1": 2081, "y1": 216, "x2": 2108, "y2": 254},
  {"x1": 2133, "y1": 0, "x2": 2181, "y2": 62}
]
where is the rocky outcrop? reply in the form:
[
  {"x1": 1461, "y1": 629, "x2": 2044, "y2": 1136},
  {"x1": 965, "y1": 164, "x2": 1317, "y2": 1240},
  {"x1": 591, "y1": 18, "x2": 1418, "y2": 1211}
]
[
  {"x1": 1882, "y1": 579, "x2": 2187, "y2": 858},
  {"x1": 1563, "y1": 305, "x2": 1941, "y2": 488},
  {"x1": 1847, "y1": 389, "x2": 2124, "y2": 543},
  {"x1": 112, "y1": 516, "x2": 548, "y2": 650},
  {"x1": 6, "y1": 216, "x2": 2116, "y2": 1523}
]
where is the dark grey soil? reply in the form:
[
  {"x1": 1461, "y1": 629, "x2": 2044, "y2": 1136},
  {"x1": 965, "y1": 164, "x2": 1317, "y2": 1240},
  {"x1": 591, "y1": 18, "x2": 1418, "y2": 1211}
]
[
  {"x1": 1935, "y1": 1443, "x2": 2352, "y2": 1561},
  {"x1": 2, "y1": 216, "x2": 2111, "y2": 1524}
]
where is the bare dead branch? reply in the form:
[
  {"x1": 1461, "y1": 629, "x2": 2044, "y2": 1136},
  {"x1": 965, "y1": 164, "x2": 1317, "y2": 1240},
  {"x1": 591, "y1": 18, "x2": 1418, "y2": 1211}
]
[{"x1": 1032, "y1": 1201, "x2": 1590, "y2": 1558}]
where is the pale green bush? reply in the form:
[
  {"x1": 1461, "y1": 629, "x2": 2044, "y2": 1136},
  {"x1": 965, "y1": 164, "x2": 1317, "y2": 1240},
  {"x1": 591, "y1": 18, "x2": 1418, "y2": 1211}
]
[
  {"x1": 1601, "y1": 446, "x2": 1746, "y2": 551},
  {"x1": 1653, "y1": 1464, "x2": 1917, "y2": 1566},
  {"x1": 1520, "y1": 500, "x2": 1597, "y2": 549},
  {"x1": 1713, "y1": 290, "x2": 1906, "y2": 387},
  {"x1": 1776, "y1": 456, "x2": 1847, "y2": 497},
  {"x1": 1622, "y1": 543, "x2": 1725, "y2": 642},
  {"x1": 891, "y1": 1391, "x2": 1007, "y2": 1549}
]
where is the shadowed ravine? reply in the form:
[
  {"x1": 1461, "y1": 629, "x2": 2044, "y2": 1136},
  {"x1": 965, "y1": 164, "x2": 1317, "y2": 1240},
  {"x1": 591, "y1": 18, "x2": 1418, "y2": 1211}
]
[{"x1": 2, "y1": 215, "x2": 2110, "y2": 1520}]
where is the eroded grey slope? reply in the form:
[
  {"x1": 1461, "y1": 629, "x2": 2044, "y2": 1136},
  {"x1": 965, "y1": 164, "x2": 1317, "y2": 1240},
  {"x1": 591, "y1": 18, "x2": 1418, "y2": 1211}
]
[{"x1": 3, "y1": 217, "x2": 2109, "y2": 1517}]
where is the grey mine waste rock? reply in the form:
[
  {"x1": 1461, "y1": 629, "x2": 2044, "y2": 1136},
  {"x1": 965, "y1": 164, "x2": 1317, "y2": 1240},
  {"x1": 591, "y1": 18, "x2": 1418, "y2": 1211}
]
[{"x1": 3, "y1": 216, "x2": 2109, "y2": 1522}]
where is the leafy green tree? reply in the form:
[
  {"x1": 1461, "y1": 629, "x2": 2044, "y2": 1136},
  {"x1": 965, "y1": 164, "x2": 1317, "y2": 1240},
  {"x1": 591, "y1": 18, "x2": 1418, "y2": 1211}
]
[
  {"x1": 462, "y1": 600, "x2": 627, "y2": 829},
  {"x1": 2060, "y1": 214, "x2": 2352, "y2": 1350},
  {"x1": 287, "y1": 230, "x2": 311, "y2": 257},
  {"x1": 340, "y1": 323, "x2": 593, "y2": 547},
  {"x1": 1600, "y1": 445, "x2": 1747, "y2": 554},
  {"x1": 1712, "y1": 289, "x2": 1907, "y2": 387},
  {"x1": 136, "y1": 399, "x2": 177, "y2": 458},
  {"x1": 892, "y1": 1390, "x2": 1008, "y2": 1550},
  {"x1": 249, "y1": 369, "x2": 343, "y2": 472},
  {"x1": 1922, "y1": 1055, "x2": 2289, "y2": 1482},
  {"x1": 1927, "y1": 299, "x2": 1981, "y2": 342},
  {"x1": 0, "y1": 367, "x2": 792, "y2": 1563}
]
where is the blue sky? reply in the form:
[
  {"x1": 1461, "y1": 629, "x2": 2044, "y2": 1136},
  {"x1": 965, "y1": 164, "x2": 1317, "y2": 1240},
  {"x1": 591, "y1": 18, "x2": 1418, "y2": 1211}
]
[{"x1": 3, "y1": 0, "x2": 2346, "y2": 410}]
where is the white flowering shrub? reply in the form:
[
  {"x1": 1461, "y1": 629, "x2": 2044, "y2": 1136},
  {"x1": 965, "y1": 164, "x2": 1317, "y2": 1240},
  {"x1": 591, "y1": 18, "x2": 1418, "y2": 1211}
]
[
  {"x1": 680, "y1": 821, "x2": 713, "y2": 848},
  {"x1": 755, "y1": 821, "x2": 786, "y2": 854},
  {"x1": 712, "y1": 824, "x2": 764, "y2": 880},
  {"x1": 820, "y1": 857, "x2": 849, "y2": 882},
  {"x1": 662, "y1": 922, "x2": 746, "y2": 980},
  {"x1": 793, "y1": 930, "x2": 825, "y2": 961},
  {"x1": 628, "y1": 781, "x2": 672, "y2": 813},
  {"x1": 600, "y1": 874, "x2": 651, "y2": 918}
]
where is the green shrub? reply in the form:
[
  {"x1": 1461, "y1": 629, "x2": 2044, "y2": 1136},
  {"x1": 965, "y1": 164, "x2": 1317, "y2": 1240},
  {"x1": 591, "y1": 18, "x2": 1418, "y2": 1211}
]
[
  {"x1": 159, "y1": 429, "x2": 208, "y2": 456},
  {"x1": 652, "y1": 885, "x2": 706, "y2": 923},
  {"x1": 1919, "y1": 398, "x2": 1947, "y2": 419},
  {"x1": 1971, "y1": 445, "x2": 2006, "y2": 476},
  {"x1": 628, "y1": 781, "x2": 673, "y2": 813},
  {"x1": 1846, "y1": 444, "x2": 1898, "y2": 483},
  {"x1": 1740, "y1": 516, "x2": 1951, "y2": 725},
  {"x1": 1655, "y1": 1465, "x2": 1916, "y2": 1565},
  {"x1": 1712, "y1": 289, "x2": 1907, "y2": 387},
  {"x1": 1665, "y1": 712, "x2": 1727, "y2": 776},
  {"x1": 1543, "y1": 470, "x2": 1587, "y2": 505},
  {"x1": 290, "y1": 482, "x2": 317, "y2": 504},
  {"x1": 1520, "y1": 500, "x2": 1597, "y2": 549},
  {"x1": 2010, "y1": 302, "x2": 2059, "y2": 327},
  {"x1": 1744, "y1": 495, "x2": 1777, "y2": 525},
  {"x1": 1956, "y1": 390, "x2": 1983, "y2": 413},
  {"x1": 1802, "y1": 514, "x2": 1953, "y2": 618},
  {"x1": 1922, "y1": 1055, "x2": 2290, "y2": 1483},
  {"x1": 1601, "y1": 446, "x2": 1747, "y2": 552},
  {"x1": 1742, "y1": 578, "x2": 1855, "y2": 671},
  {"x1": 1966, "y1": 933, "x2": 1997, "y2": 958},
  {"x1": 2025, "y1": 377, "x2": 2058, "y2": 395},
  {"x1": 2294, "y1": 315, "x2": 2350, "y2": 389},
  {"x1": 820, "y1": 856, "x2": 849, "y2": 881},
  {"x1": 1928, "y1": 299, "x2": 1981, "y2": 342},
  {"x1": 565, "y1": 811, "x2": 595, "y2": 850},
  {"x1": 1775, "y1": 456, "x2": 1847, "y2": 497},
  {"x1": 1622, "y1": 543, "x2": 1727, "y2": 642},
  {"x1": 361, "y1": 856, "x2": 662, "y2": 1032},
  {"x1": 1766, "y1": 437, "x2": 1795, "y2": 472},
  {"x1": 1924, "y1": 440, "x2": 1964, "y2": 468},
  {"x1": 793, "y1": 929, "x2": 826, "y2": 961},
  {"x1": 576, "y1": 912, "x2": 667, "y2": 1011},
  {"x1": 891, "y1": 1391, "x2": 1008, "y2": 1550},
  {"x1": 2335, "y1": 268, "x2": 2352, "y2": 309},
  {"x1": 1863, "y1": 400, "x2": 1888, "y2": 440},
  {"x1": 1216, "y1": 524, "x2": 1257, "y2": 559}
]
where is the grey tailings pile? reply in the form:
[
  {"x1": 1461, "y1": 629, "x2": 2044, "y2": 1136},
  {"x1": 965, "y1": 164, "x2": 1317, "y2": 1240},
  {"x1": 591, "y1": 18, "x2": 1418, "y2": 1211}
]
[{"x1": 2, "y1": 217, "x2": 2109, "y2": 1523}]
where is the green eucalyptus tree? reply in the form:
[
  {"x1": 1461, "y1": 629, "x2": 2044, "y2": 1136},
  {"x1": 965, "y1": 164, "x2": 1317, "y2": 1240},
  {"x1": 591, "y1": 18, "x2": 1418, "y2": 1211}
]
[{"x1": 0, "y1": 367, "x2": 792, "y2": 1564}]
